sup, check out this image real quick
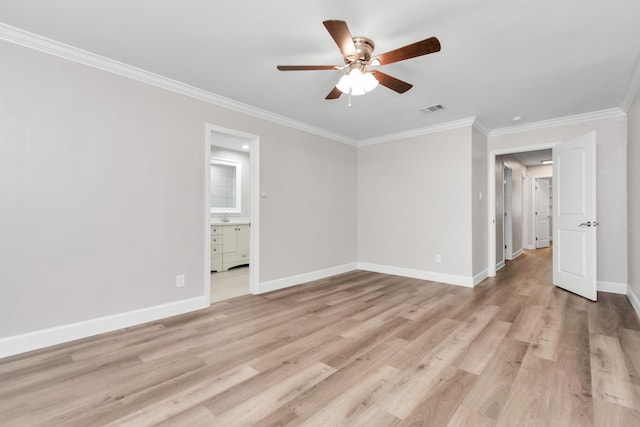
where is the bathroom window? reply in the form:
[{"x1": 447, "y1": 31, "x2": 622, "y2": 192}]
[{"x1": 211, "y1": 159, "x2": 241, "y2": 213}]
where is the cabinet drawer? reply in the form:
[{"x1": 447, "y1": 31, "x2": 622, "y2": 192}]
[
  {"x1": 211, "y1": 226, "x2": 222, "y2": 236},
  {"x1": 222, "y1": 252, "x2": 249, "y2": 270},
  {"x1": 223, "y1": 252, "x2": 249, "y2": 264},
  {"x1": 210, "y1": 235, "x2": 222, "y2": 245},
  {"x1": 211, "y1": 244, "x2": 222, "y2": 255}
]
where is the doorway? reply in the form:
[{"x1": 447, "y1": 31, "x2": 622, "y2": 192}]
[
  {"x1": 205, "y1": 124, "x2": 260, "y2": 304},
  {"x1": 488, "y1": 144, "x2": 556, "y2": 277}
]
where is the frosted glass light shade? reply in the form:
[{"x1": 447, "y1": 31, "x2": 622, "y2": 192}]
[{"x1": 336, "y1": 69, "x2": 379, "y2": 95}]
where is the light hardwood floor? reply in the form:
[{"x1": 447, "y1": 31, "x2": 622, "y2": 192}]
[{"x1": 1, "y1": 248, "x2": 639, "y2": 426}]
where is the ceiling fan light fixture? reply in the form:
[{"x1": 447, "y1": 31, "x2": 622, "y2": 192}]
[{"x1": 336, "y1": 68, "x2": 379, "y2": 95}]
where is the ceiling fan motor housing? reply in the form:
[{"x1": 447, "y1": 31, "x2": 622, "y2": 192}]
[{"x1": 350, "y1": 37, "x2": 375, "y2": 63}]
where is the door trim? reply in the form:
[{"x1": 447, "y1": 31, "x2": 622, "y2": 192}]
[
  {"x1": 205, "y1": 124, "x2": 260, "y2": 301},
  {"x1": 487, "y1": 142, "x2": 557, "y2": 276}
]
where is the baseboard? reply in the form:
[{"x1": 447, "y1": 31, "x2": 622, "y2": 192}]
[
  {"x1": 0, "y1": 296, "x2": 209, "y2": 359},
  {"x1": 496, "y1": 260, "x2": 506, "y2": 271},
  {"x1": 257, "y1": 263, "x2": 357, "y2": 294},
  {"x1": 357, "y1": 262, "x2": 474, "y2": 288},
  {"x1": 597, "y1": 280, "x2": 628, "y2": 295},
  {"x1": 473, "y1": 269, "x2": 489, "y2": 286},
  {"x1": 627, "y1": 286, "x2": 640, "y2": 321},
  {"x1": 512, "y1": 248, "x2": 524, "y2": 259}
]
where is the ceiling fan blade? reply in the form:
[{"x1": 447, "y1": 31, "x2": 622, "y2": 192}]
[
  {"x1": 375, "y1": 37, "x2": 441, "y2": 65},
  {"x1": 277, "y1": 65, "x2": 339, "y2": 71},
  {"x1": 325, "y1": 86, "x2": 342, "y2": 100},
  {"x1": 372, "y1": 70, "x2": 413, "y2": 93},
  {"x1": 323, "y1": 20, "x2": 358, "y2": 60}
]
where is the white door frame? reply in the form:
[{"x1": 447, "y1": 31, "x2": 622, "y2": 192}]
[
  {"x1": 487, "y1": 142, "x2": 557, "y2": 276},
  {"x1": 205, "y1": 124, "x2": 260, "y2": 303}
]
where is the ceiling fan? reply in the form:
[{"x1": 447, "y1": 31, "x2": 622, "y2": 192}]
[{"x1": 277, "y1": 20, "x2": 441, "y2": 101}]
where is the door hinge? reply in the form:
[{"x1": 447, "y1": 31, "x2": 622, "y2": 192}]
[
  {"x1": 536, "y1": 237, "x2": 538, "y2": 240},
  {"x1": 505, "y1": 244, "x2": 507, "y2": 249}
]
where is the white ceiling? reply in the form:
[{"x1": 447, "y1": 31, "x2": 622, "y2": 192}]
[
  {"x1": 1, "y1": 0, "x2": 639, "y2": 141},
  {"x1": 513, "y1": 149, "x2": 553, "y2": 166}
]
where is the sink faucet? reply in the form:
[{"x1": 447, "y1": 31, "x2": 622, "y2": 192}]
[{"x1": 223, "y1": 212, "x2": 229, "y2": 222}]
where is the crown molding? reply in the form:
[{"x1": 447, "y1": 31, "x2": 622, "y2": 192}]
[
  {"x1": 357, "y1": 117, "x2": 477, "y2": 147},
  {"x1": 488, "y1": 108, "x2": 626, "y2": 137},
  {"x1": 0, "y1": 23, "x2": 357, "y2": 146},
  {"x1": 621, "y1": 54, "x2": 640, "y2": 113},
  {"x1": 472, "y1": 118, "x2": 490, "y2": 136}
]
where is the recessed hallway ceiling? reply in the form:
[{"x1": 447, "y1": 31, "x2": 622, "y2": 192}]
[{"x1": 1, "y1": 1, "x2": 639, "y2": 140}]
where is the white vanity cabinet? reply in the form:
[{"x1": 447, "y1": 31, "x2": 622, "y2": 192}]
[
  {"x1": 210, "y1": 222, "x2": 250, "y2": 272},
  {"x1": 210, "y1": 225, "x2": 223, "y2": 272},
  {"x1": 222, "y1": 224, "x2": 250, "y2": 271}
]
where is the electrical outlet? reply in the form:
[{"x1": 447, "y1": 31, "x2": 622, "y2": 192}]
[
  {"x1": 176, "y1": 274, "x2": 185, "y2": 288},
  {"x1": 435, "y1": 254, "x2": 442, "y2": 264}
]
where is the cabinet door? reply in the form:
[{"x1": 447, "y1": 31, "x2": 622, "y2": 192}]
[
  {"x1": 237, "y1": 225, "x2": 250, "y2": 253},
  {"x1": 222, "y1": 225, "x2": 238, "y2": 254}
]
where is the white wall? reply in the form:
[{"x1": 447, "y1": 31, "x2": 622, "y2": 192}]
[
  {"x1": 357, "y1": 126, "x2": 474, "y2": 283},
  {"x1": 489, "y1": 114, "x2": 628, "y2": 287},
  {"x1": 0, "y1": 40, "x2": 357, "y2": 347},
  {"x1": 210, "y1": 146, "x2": 251, "y2": 219},
  {"x1": 628, "y1": 86, "x2": 640, "y2": 310}
]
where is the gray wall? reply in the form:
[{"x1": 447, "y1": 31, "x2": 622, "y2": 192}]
[
  {"x1": 471, "y1": 127, "x2": 488, "y2": 277},
  {"x1": 0, "y1": 39, "x2": 357, "y2": 339},
  {"x1": 628, "y1": 86, "x2": 640, "y2": 304},
  {"x1": 357, "y1": 126, "x2": 474, "y2": 278}
]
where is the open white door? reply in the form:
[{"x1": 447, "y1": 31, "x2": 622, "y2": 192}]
[
  {"x1": 535, "y1": 179, "x2": 550, "y2": 248},
  {"x1": 553, "y1": 132, "x2": 597, "y2": 300}
]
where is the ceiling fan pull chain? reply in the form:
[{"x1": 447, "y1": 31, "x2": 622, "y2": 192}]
[{"x1": 348, "y1": 89, "x2": 352, "y2": 107}]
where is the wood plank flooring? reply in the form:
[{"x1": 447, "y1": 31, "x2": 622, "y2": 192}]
[{"x1": 1, "y1": 247, "x2": 640, "y2": 426}]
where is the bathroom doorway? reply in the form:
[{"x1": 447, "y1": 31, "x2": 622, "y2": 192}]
[{"x1": 206, "y1": 124, "x2": 259, "y2": 303}]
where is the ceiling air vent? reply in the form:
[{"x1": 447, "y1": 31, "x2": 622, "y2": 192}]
[{"x1": 419, "y1": 104, "x2": 445, "y2": 114}]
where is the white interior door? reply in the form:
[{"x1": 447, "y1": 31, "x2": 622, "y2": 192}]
[
  {"x1": 553, "y1": 132, "x2": 597, "y2": 300},
  {"x1": 535, "y1": 178, "x2": 550, "y2": 248}
]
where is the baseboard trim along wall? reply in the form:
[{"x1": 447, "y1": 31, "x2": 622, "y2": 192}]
[
  {"x1": 473, "y1": 269, "x2": 489, "y2": 286},
  {"x1": 357, "y1": 262, "x2": 474, "y2": 288},
  {"x1": 257, "y1": 263, "x2": 358, "y2": 294},
  {"x1": 0, "y1": 296, "x2": 209, "y2": 359},
  {"x1": 627, "y1": 287, "x2": 640, "y2": 321},
  {"x1": 597, "y1": 280, "x2": 628, "y2": 295}
]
